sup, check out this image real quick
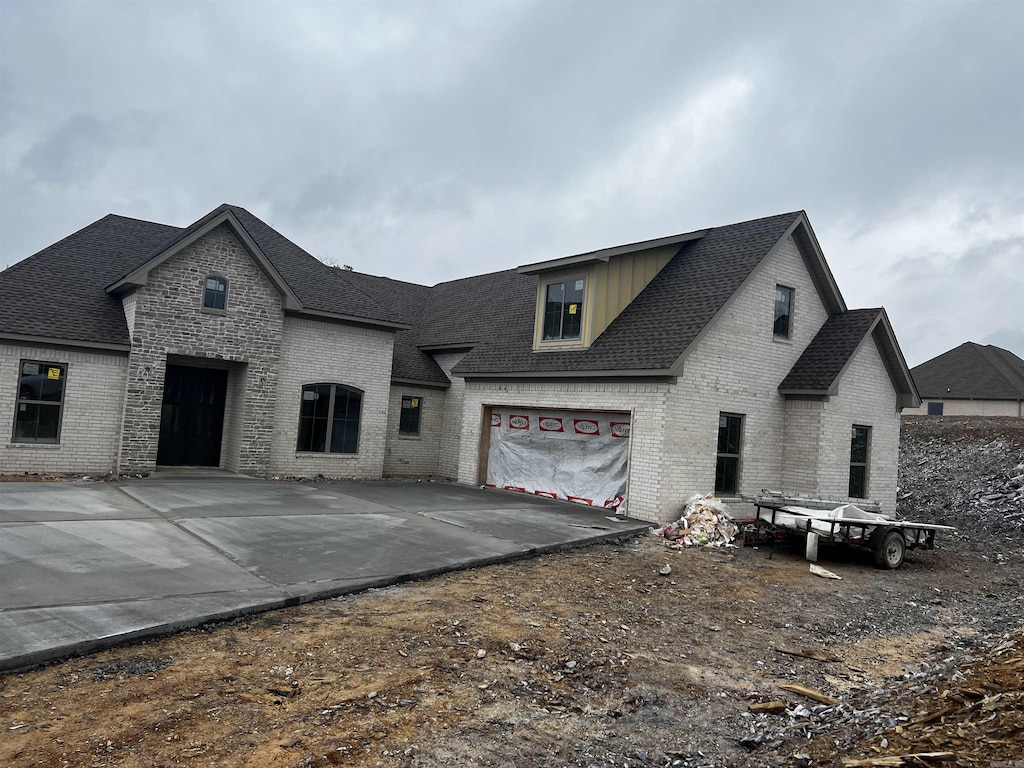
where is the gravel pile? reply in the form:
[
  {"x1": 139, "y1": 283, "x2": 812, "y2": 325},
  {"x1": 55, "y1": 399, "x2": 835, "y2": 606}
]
[{"x1": 897, "y1": 417, "x2": 1024, "y2": 550}]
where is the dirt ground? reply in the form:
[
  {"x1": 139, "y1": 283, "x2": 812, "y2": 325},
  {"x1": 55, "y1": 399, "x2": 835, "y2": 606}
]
[{"x1": 2, "y1": 418, "x2": 1022, "y2": 768}]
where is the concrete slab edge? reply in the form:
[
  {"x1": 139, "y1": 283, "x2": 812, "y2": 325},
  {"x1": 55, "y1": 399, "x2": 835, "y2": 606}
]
[{"x1": 0, "y1": 523, "x2": 649, "y2": 675}]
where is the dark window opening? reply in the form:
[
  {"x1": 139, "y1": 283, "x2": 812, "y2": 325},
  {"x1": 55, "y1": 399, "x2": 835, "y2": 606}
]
[
  {"x1": 297, "y1": 383, "x2": 362, "y2": 454},
  {"x1": 203, "y1": 275, "x2": 228, "y2": 310},
  {"x1": 399, "y1": 395, "x2": 422, "y2": 436},
  {"x1": 849, "y1": 425, "x2": 870, "y2": 498},
  {"x1": 542, "y1": 278, "x2": 585, "y2": 341},
  {"x1": 927, "y1": 402, "x2": 944, "y2": 416},
  {"x1": 774, "y1": 285, "x2": 793, "y2": 338},
  {"x1": 714, "y1": 413, "x2": 743, "y2": 495},
  {"x1": 14, "y1": 360, "x2": 66, "y2": 443}
]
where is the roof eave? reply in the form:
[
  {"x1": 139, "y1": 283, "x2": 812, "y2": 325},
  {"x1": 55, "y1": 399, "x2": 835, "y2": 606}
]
[
  {"x1": 0, "y1": 332, "x2": 131, "y2": 353},
  {"x1": 390, "y1": 377, "x2": 451, "y2": 390},
  {"x1": 517, "y1": 230, "x2": 707, "y2": 275},
  {"x1": 287, "y1": 308, "x2": 413, "y2": 331},
  {"x1": 457, "y1": 368, "x2": 675, "y2": 380}
]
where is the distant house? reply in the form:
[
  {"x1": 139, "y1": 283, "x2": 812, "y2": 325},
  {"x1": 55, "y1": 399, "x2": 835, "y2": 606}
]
[
  {"x1": 0, "y1": 205, "x2": 920, "y2": 521},
  {"x1": 905, "y1": 342, "x2": 1024, "y2": 418}
]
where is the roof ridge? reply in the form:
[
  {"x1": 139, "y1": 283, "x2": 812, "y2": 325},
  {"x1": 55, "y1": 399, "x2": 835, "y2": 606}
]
[{"x1": 978, "y1": 345, "x2": 1024, "y2": 396}]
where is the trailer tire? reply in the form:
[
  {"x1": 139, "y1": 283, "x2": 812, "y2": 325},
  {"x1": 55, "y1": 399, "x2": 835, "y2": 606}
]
[{"x1": 872, "y1": 528, "x2": 906, "y2": 570}]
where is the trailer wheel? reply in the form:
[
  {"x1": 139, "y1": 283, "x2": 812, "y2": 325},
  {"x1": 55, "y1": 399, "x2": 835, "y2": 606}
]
[{"x1": 872, "y1": 528, "x2": 906, "y2": 570}]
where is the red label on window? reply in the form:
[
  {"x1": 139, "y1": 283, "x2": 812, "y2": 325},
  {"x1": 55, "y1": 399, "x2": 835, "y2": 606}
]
[
  {"x1": 610, "y1": 422, "x2": 630, "y2": 438},
  {"x1": 604, "y1": 496, "x2": 625, "y2": 509},
  {"x1": 573, "y1": 419, "x2": 599, "y2": 435},
  {"x1": 567, "y1": 495, "x2": 594, "y2": 505},
  {"x1": 504, "y1": 485, "x2": 527, "y2": 493},
  {"x1": 508, "y1": 415, "x2": 529, "y2": 429},
  {"x1": 490, "y1": 413, "x2": 501, "y2": 427},
  {"x1": 534, "y1": 490, "x2": 558, "y2": 498},
  {"x1": 538, "y1": 417, "x2": 563, "y2": 432}
]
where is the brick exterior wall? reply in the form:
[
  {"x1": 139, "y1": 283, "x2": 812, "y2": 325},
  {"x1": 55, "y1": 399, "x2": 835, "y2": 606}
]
[
  {"x1": 270, "y1": 316, "x2": 394, "y2": 479},
  {"x1": 0, "y1": 343, "x2": 127, "y2": 475},
  {"x1": 661, "y1": 235, "x2": 831, "y2": 517},
  {"x1": 816, "y1": 336, "x2": 901, "y2": 514},
  {"x1": 383, "y1": 385, "x2": 446, "y2": 476},
  {"x1": 117, "y1": 224, "x2": 284, "y2": 475},
  {"x1": 434, "y1": 352, "x2": 466, "y2": 479},
  {"x1": 456, "y1": 380, "x2": 672, "y2": 522}
]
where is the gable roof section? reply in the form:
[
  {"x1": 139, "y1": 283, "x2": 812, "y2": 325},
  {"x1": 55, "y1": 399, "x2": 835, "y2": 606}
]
[
  {"x1": 779, "y1": 308, "x2": 920, "y2": 408},
  {"x1": 0, "y1": 205, "x2": 412, "y2": 350},
  {"x1": 449, "y1": 211, "x2": 805, "y2": 376},
  {"x1": 0, "y1": 214, "x2": 181, "y2": 348},
  {"x1": 911, "y1": 342, "x2": 1024, "y2": 400}
]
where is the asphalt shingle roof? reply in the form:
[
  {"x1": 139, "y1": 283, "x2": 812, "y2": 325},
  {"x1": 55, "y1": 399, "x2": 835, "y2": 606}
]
[
  {"x1": 444, "y1": 211, "x2": 803, "y2": 375},
  {"x1": 911, "y1": 342, "x2": 1024, "y2": 400},
  {"x1": 0, "y1": 214, "x2": 182, "y2": 345},
  {"x1": 779, "y1": 309, "x2": 883, "y2": 391},
  {"x1": 0, "y1": 205, "x2": 410, "y2": 349}
]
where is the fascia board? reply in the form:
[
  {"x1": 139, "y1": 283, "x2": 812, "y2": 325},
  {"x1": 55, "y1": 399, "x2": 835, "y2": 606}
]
[
  {"x1": 457, "y1": 368, "x2": 674, "y2": 380},
  {"x1": 0, "y1": 332, "x2": 131, "y2": 353},
  {"x1": 390, "y1": 377, "x2": 451, "y2": 390},
  {"x1": 286, "y1": 308, "x2": 413, "y2": 331},
  {"x1": 517, "y1": 230, "x2": 707, "y2": 275},
  {"x1": 792, "y1": 213, "x2": 847, "y2": 314}
]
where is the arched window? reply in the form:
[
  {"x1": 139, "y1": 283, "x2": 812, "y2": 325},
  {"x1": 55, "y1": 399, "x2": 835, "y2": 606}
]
[
  {"x1": 297, "y1": 383, "x2": 362, "y2": 454},
  {"x1": 203, "y1": 275, "x2": 228, "y2": 310}
]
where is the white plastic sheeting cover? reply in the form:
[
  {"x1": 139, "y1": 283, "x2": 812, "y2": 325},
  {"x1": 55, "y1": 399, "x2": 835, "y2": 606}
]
[{"x1": 485, "y1": 408, "x2": 630, "y2": 510}]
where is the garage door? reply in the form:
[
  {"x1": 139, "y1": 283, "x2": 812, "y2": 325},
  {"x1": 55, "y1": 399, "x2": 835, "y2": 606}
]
[{"x1": 485, "y1": 408, "x2": 630, "y2": 511}]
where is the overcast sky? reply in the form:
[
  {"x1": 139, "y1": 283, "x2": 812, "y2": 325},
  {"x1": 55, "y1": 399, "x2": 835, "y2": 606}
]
[{"x1": 1, "y1": 0, "x2": 1021, "y2": 366}]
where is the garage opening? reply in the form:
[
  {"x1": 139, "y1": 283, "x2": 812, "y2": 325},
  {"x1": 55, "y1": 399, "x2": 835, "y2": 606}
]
[{"x1": 483, "y1": 407, "x2": 630, "y2": 511}]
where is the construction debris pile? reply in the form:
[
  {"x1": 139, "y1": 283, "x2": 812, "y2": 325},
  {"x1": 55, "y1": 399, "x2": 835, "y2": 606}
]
[
  {"x1": 898, "y1": 417, "x2": 1024, "y2": 546},
  {"x1": 652, "y1": 494, "x2": 738, "y2": 548}
]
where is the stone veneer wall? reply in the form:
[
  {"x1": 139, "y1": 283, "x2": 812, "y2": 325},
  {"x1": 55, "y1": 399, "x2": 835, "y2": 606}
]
[
  {"x1": 383, "y1": 384, "x2": 446, "y2": 476},
  {"x1": 271, "y1": 316, "x2": 394, "y2": 478},
  {"x1": 117, "y1": 224, "x2": 283, "y2": 475},
  {"x1": 0, "y1": 343, "x2": 127, "y2": 475}
]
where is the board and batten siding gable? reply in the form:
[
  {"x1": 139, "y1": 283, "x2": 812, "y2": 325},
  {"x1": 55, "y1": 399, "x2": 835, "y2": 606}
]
[
  {"x1": 663, "y1": 234, "x2": 831, "y2": 513},
  {"x1": 530, "y1": 244, "x2": 677, "y2": 349}
]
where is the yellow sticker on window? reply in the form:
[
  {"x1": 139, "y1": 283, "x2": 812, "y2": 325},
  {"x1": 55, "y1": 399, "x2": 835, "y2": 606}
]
[
  {"x1": 47, "y1": 368, "x2": 61, "y2": 380},
  {"x1": 568, "y1": 304, "x2": 578, "y2": 315},
  {"x1": 410, "y1": 398, "x2": 419, "y2": 408}
]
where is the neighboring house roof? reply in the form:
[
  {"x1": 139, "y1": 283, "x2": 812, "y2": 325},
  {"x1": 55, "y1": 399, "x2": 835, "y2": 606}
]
[
  {"x1": 779, "y1": 308, "x2": 920, "y2": 408},
  {"x1": 911, "y1": 342, "x2": 1024, "y2": 401},
  {"x1": 0, "y1": 204, "x2": 410, "y2": 349}
]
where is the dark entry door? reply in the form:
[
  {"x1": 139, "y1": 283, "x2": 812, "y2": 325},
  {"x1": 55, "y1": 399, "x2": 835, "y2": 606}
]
[{"x1": 157, "y1": 365, "x2": 228, "y2": 467}]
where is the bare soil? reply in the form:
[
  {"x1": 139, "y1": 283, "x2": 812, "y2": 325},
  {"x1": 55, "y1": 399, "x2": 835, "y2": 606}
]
[{"x1": 2, "y1": 418, "x2": 1022, "y2": 768}]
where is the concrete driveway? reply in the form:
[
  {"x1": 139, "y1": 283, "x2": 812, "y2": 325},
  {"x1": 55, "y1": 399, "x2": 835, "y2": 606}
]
[{"x1": 0, "y1": 474, "x2": 648, "y2": 671}]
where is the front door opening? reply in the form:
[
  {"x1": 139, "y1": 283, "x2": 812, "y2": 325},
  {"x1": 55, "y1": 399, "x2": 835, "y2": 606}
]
[{"x1": 157, "y1": 364, "x2": 228, "y2": 467}]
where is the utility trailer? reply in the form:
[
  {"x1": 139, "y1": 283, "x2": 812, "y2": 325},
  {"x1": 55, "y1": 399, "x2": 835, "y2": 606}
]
[{"x1": 744, "y1": 493, "x2": 956, "y2": 570}]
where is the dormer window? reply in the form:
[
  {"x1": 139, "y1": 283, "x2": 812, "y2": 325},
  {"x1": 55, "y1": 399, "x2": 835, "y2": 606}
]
[
  {"x1": 542, "y1": 277, "x2": 585, "y2": 341},
  {"x1": 203, "y1": 275, "x2": 228, "y2": 310}
]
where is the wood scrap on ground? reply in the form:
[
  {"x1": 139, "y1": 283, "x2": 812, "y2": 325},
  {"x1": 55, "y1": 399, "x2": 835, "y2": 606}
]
[
  {"x1": 778, "y1": 684, "x2": 840, "y2": 706},
  {"x1": 841, "y1": 752, "x2": 955, "y2": 767},
  {"x1": 775, "y1": 647, "x2": 841, "y2": 663}
]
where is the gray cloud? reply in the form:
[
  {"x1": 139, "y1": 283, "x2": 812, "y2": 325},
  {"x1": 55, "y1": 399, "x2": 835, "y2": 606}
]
[{"x1": 1, "y1": 0, "x2": 1021, "y2": 364}]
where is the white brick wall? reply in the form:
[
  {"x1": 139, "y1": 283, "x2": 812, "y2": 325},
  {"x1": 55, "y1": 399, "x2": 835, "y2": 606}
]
[
  {"x1": 434, "y1": 352, "x2": 466, "y2": 479},
  {"x1": 662, "y1": 235, "x2": 830, "y2": 512},
  {"x1": 817, "y1": 336, "x2": 901, "y2": 513},
  {"x1": 270, "y1": 316, "x2": 394, "y2": 478},
  {"x1": 456, "y1": 379, "x2": 671, "y2": 522},
  {"x1": 0, "y1": 343, "x2": 127, "y2": 475},
  {"x1": 383, "y1": 385, "x2": 445, "y2": 476}
]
